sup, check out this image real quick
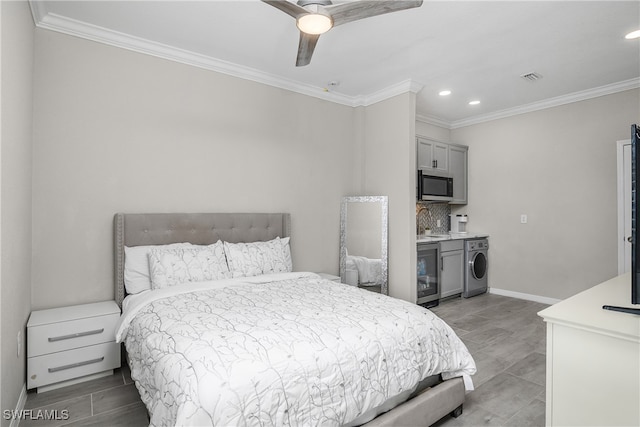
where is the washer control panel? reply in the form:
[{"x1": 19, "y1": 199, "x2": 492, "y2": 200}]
[{"x1": 467, "y1": 239, "x2": 489, "y2": 251}]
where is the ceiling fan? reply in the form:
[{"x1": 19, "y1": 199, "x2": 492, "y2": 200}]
[{"x1": 262, "y1": 0, "x2": 424, "y2": 66}]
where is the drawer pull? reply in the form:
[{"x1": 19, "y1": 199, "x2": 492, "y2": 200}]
[
  {"x1": 48, "y1": 357, "x2": 105, "y2": 373},
  {"x1": 48, "y1": 328, "x2": 104, "y2": 342}
]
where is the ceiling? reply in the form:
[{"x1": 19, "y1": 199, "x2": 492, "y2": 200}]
[{"x1": 30, "y1": 1, "x2": 640, "y2": 128}]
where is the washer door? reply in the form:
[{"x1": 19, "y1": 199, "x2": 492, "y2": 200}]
[{"x1": 470, "y1": 252, "x2": 487, "y2": 280}]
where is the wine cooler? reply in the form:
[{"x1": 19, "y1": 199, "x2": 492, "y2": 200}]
[{"x1": 417, "y1": 242, "x2": 440, "y2": 307}]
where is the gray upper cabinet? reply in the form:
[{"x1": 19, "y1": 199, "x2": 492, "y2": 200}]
[
  {"x1": 417, "y1": 137, "x2": 448, "y2": 174},
  {"x1": 416, "y1": 137, "x2": 468, "y2": 205},
  {"x1": 448, "y1": 143, "x2": 468, "y2": 205}
]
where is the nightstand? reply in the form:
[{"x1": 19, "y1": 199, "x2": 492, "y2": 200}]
[
  {"x1": 27, "y1": 301, "x2": 121, "y2": 392},
  {"x1": 316, "y1": 273, "x2": 342, "y2": 283}
]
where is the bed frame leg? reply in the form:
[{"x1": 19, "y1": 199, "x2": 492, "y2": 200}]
[{"x1": 451, "y1": 404, "x2": 463, "y2": 418}]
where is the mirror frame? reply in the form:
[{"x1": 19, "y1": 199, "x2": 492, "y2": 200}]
[{"x1": 339, "y1": 196, "x2": 389, "y2": 295}]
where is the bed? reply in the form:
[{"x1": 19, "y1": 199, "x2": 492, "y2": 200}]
[{"x1": 113, "y1": 212, "x2": 475, "y2": 426}]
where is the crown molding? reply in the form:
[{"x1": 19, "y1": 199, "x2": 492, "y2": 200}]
[
  {"x1": 30, "y1": 3, "x2": 639, "y2": 125},
  {"x1": 353, "y1": 80, "x2": 424, "y2": 107},
  {"x1": 29, "y1": 0, "x2": 46, "y2": 27},
  {"x1": 31, "y1": 7, "x2": 421, "y2": 109},
  {"x1": 415, "y1": 113, "x2": 452, "y2": 129},
  {"x1": 416, "y1": 77, "x2": 640, "y2": 130},
  {"x1": 449, "y1": 77, "x2": 640, "y2": 129},
  {"x1": 34, "y1": 12, "x2": 355, "y2": 107}
]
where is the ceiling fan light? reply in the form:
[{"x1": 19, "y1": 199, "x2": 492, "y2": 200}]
[{"x1": 297, "y1": 13, "x2": 332, "y2": 35}]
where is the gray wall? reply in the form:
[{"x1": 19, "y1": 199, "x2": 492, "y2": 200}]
[
  {"x1": 1, "y1": 1, "x2": 34, "y2": 421},
  {"x1": 416, "y1": 120, "x2": 451, "y2": 143},
  {"x1": 31, "y1": 29, "x2": 364, "y2": 309},
  {"x1": 451, "y1": 89, "x2": 640, "y2": 300},
  {"x1": 363, "y1": 93, "x2": 417, "y2": 302}
]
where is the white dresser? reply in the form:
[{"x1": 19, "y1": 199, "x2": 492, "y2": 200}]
[
  {"x1": 27, "y1": 301, "x2": 121, "y2": 392},
  {"x1": 538, "y1": 274, "x2": 640, "y2": 426}
]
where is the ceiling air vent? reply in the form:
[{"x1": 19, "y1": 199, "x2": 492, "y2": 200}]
[{"x1": 521, "y1": 72, "x2": 543, "y2": 82}]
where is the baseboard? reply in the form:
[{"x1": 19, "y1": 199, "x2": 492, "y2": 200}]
[
  {"x1": 9, "y1": 384, "x2": 27, "y2": 427},
  {"x1": 489, "y1": 287, "x2": 561, "y2": 305}
]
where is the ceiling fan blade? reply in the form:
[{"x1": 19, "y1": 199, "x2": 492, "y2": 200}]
[
  {"x1": 261, "y1": 0, "x2": 308, "y2": 19},
  {"x1": 327, "y1": 0, "x2": 423, "y2": 27},
  {"x1": 296, "y1": 31, "x2": 320, "y2": 66}
]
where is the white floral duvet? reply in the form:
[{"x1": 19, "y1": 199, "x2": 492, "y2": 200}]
[{"x1": 116, "y1": 272, "x2": 476, "y2": 427}]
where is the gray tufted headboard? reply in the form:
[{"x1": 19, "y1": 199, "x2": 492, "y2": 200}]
[{"x1": 113, "y1": 212, "x2": 291, "y2": 308}]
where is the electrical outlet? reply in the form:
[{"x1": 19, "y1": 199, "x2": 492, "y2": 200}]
[
  {"x1": 17, "y1": 330, "x2": 21, "y2": 358},
  {"x1": 520, "y1": 214, "x2": 528, "y2": 224},
  {"x1": 436, "y1": 219, "x2": 441, "y2": 227}
]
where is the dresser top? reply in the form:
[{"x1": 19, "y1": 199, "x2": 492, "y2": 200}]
[
  {"x1": 538, "y1": 273, "x2": 640, "y2": 342},
  {"x1": 28, "y1": 301, "x2": 120, "y2": 327}
]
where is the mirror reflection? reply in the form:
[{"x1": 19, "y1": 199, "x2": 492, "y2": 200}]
[{"x1": 340, "y1": 196, "x2": 388, "y2": 295}]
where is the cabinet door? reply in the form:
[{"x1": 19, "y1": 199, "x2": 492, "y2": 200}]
[
  {"x1": 417, "y1": 138, "x2": 448, "y2": 173},
  {"x1": 417, "y1": 138, "x2": 434, "y2": 170},
  {"x1": 441, "y1": 249, "x2": 464, "y2": 298},
  {"x1": 449, "y1": 144, "x2": 468, "y2": 204},
  {"x1": 433, "y1": 142, "x2": 449, "y2": 173}
]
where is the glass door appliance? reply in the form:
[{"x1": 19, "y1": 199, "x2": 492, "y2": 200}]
[{"x1": 417, "y1": 242, "x2": 440, "y2": 307}]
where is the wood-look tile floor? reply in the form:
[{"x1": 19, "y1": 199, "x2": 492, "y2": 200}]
[
  {"x1": 23, "y1": 362, "x2": 147, "y2": 427},
  {"x1": 23, "y1": 292, "x2": 547, "y2": 427},
  {"x1": 431, "y1": 293, "x2": 548, "y2": 427}
]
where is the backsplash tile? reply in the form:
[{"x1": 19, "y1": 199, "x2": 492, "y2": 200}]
[{"x1": 416, "y1": 202, "x2": 450, "y2": 234}]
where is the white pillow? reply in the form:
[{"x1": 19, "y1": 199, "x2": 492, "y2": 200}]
[
  {"x1": 124, "y1": 243, "x2": 192, "y2": 294},
  {"x1": 280, "y1": 237, "x2": 293, "y2": 272},
  {"x1": 148, "y1": 241, "x2": 231, "y2": 289},
  {"x1": 224, "y1": 237, "x2": 292, "y2": 278}
]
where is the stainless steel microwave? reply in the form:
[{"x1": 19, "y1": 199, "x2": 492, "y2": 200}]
[{"x1": 418, "y1": 170, "x2": 453, "y2": 201}]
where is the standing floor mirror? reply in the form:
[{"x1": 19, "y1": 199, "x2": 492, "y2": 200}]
[{"x1": 340, "y1": 196, "x2": 389, "y2": 295}]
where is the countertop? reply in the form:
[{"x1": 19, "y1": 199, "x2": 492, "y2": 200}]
[{"x1": 416, "y1": 232, "x2": 489, "y2": 243}]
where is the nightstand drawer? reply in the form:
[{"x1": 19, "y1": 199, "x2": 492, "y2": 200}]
[
  {"x1": 28, "y1": 313, "x2": 119, "y2": 357},
  {"x1": 27, "y1": 341, "x2": 120, "y2": 390}
]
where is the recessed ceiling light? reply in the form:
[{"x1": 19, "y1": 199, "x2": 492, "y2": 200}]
[
  {"x1": 625, "y1": 30, "x2": 640, "y2": 39},
  {"x1": 439, "y1": 90, "x2": 452, "y2": 96},
  {"x1": 468, "y1": 100, "x2": 481, "y2": 106}
]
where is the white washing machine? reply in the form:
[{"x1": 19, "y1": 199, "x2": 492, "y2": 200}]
[{"x1": 463, "y1": 238, "x2": 488, "y2": 298}]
